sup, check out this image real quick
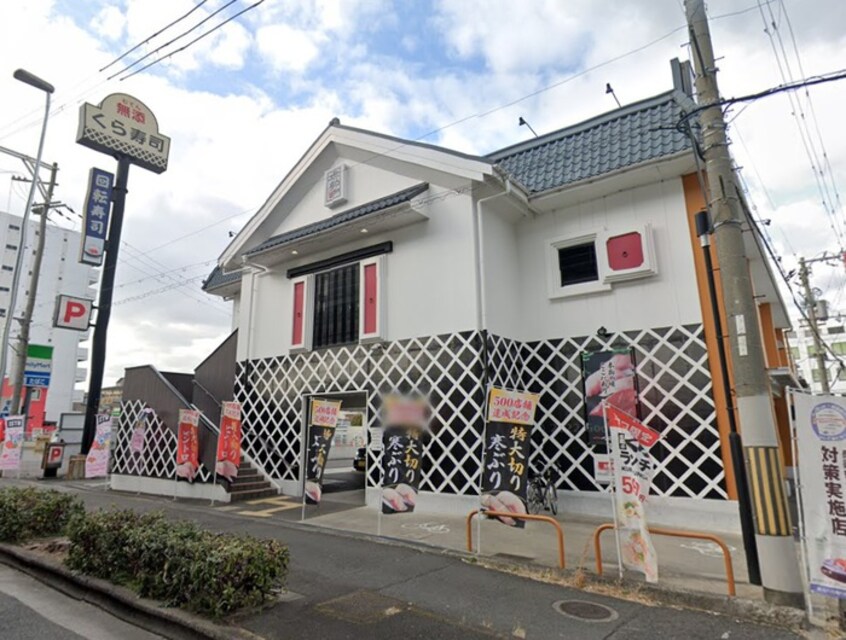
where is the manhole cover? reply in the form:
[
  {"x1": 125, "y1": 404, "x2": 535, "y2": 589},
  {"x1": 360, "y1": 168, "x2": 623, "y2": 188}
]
[{"x1": 553, "y1": 600, "x2": 618, "y2": 622}]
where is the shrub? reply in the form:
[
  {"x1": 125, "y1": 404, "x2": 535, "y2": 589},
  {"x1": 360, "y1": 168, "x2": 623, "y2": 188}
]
[
  {"x1": 65, "y1": 509, "x2": 162, "y2": 584},
  {"x1": 0, "y1": 487, "x2": 84, "y2": 543},
  {"x1": 66, "y1": 508, "x2": 289, "y2": 617}
]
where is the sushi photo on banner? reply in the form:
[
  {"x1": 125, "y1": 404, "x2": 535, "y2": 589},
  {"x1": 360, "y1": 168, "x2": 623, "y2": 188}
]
[
  {"x1": 481, "y1": 387, "x2": 539, "y2": 528},
  {"x1": 582, "y1": 347, "x2": 640, "y2": 446},
  {"x1": 85, "y1": 415, "x2": 112, "y2": 479},
  {"x1": 381, "y1": 395, "x2": 428, "y2": 514},
  {"x1": 605, "y1": 403, "x2": 661, "y2": 583},
  {"x1": 304, "y1": 398, "x2": 342, "y2": 505},
  {"x1": 215, "y1": 401, "x2": 242, "y2": 481},
  {"x1": 176, "y1": 409, "x2": 200, "y2": 482},
  {"x1": 793, "y1": 391, "x2": 846, "y2": 598},
  {"x1": 0, "y1": 416, "x2": 24, "y2": 471}
]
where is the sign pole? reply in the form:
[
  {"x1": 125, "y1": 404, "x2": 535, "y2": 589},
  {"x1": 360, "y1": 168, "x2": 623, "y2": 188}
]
[
  {"x1": 210, "y1": 429, "x2": 220, "y2": 507},
  {"x1": 82, "y1": 156, "x2": 130, "y2": 455},
  {"x1": 788, "y1": 388, "x2": 814, "y2": 622},
  {"x1": 602, "y1": 401, "x2": 624, "y2": 580}
]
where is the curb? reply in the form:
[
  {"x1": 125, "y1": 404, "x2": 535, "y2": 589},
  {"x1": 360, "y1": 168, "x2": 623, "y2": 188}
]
[
  {"x1": 469, "y1": 554, "x2": 810, "y2": 633},
  {"x1": 0, "y1": 543, "x2": 265, "y2": 640}
]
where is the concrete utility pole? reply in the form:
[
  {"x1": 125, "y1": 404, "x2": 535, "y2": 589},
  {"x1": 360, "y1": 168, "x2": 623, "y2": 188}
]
[
  {"x1": 799, "y1": 257, "x2": 831, "y2": 393},
  {"x1": 685, "y1": 0, "x2": 803, "y2": 605},
  {"x1": 10, "y1": 162, "x2": 58, "y2": 416}
]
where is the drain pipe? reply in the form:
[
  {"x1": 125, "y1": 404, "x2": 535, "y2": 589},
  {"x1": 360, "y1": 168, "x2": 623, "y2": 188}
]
[{"x1": 238, "y1": 258, "x2": 283, "y2": 495}]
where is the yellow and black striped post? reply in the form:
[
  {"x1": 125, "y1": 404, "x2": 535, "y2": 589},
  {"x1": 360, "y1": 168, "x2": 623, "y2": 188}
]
[{"x1": 745, "y1": 446, "x2": 791, "y2": 537}]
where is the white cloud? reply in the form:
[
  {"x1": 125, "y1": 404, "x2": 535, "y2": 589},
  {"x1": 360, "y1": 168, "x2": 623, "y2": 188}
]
[
  {"x1": 0, "y1": 0, "x2": 843, "y2": 386},
  {"x1": 255, "y1": 23, "x2": 325, "y2": 73},
  {"x1": 91, "y1": 5, "x2": 126, "y2": 40}
]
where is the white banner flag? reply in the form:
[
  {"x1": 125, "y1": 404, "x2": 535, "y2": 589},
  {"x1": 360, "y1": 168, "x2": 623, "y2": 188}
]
[
  {"x1": 85, "y1": 415, "x2": 112, "y2": 479},
  {"x1": 0, "y1": 416, "x2": 25, "y2": 471},
  {"x1": 794, "y1": 392, "x2": 846, "y2": 598},
  {"x1": 606, "y1": 404, "x2": 661, "y2": 583}
]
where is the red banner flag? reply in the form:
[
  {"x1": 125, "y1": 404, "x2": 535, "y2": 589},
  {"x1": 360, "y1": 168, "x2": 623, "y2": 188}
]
[
  {"x1": 215, "y1": 402, "x2": 242, "y2": 481},
  {"x1": 176, "y1": 409, "x2": 200, "y2": 482},
  {"x1": 605, "y1": 404, "x2": 659, "y2": 448}
]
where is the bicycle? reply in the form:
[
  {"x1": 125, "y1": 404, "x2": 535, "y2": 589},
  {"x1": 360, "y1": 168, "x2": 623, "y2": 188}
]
[{"x1": 527, "y1": 468, "x2": 558, "y2": 515}]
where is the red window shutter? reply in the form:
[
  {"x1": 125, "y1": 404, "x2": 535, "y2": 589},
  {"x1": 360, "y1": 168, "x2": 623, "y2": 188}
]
[
  {"x1": 606, "y1": 232, "x2": 644, "y2": 271},
  {"x1": 363, "y1": 263, "x2": 378, "y2": 335},
  {"x1": 292, "y1": 280, "x2": 305, "y2": 346}
]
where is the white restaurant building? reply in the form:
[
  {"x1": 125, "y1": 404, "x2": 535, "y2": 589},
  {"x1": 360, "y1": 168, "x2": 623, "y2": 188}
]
[{"x1": 201, "y1": 60, "x2": 795, "y2": 527}]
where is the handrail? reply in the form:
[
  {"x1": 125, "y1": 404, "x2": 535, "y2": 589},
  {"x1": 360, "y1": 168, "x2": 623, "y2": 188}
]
[
  {"x1": 466, "y1": 509, "x2": 565, "y2": 569},
  {"x1": 592, "y1": 523, "x2": 736, "y2": 596},
  {"x1": 192, "y1": 379, "x2": 221, "y2": 408}
]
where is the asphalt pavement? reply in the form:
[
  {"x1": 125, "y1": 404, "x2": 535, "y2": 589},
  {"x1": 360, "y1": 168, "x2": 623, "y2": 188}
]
[
  {"x1": 0, "y1": 564, "x2": 161, "y2": 640},
  {"x1": 1, "y1": 478, "x2": 807, "y2": 639}
]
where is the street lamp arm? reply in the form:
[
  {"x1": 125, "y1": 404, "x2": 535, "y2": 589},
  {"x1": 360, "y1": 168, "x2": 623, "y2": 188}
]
[{"x1": 12, "y1": 69, "x2": 54, "y2": 94}]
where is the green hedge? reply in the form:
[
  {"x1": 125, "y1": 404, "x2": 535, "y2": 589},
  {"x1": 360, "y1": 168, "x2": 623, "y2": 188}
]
[
  {"x1": 66, "y1": 509, "x2": 289, "y2": 617},
  {"x1": 0, "y1": 487, "x2": 84, "y2": 543}
]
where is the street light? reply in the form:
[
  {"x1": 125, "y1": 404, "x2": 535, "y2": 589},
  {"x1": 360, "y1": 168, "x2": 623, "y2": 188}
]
[{"x1": 0, "y1": 69, "x2": 53, "y2": 412}]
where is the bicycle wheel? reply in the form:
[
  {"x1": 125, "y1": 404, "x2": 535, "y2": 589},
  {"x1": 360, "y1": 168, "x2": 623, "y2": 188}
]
[
  {"x1": 546, "y1": 484, "x2": 558, "y2": 515},
  {"x1": 527, "y1": 483, "x2": 542, "y2": 514}
]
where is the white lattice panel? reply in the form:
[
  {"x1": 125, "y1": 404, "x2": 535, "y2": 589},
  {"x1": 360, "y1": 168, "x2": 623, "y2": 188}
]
[
  {"x1": 235, "y1": 324, "x2": 725, "y2": 500},
  {"x1": 236, "y1": 331, "x2": 487, "y2": 495},
  {"x1": 112, "y1": 400, "x2": 212, "y2": 482}
]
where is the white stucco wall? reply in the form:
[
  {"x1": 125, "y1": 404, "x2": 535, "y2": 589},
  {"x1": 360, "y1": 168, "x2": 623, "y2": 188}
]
[
  {"x1": 237, "y1": 181, "x2": 479, "y2": 361},
  {"x1": 268, "y1": 161, "x2": 420, "y2": 239},
  {"x1": 492, "y1": 178, "x2": 703, "y2": 342}
]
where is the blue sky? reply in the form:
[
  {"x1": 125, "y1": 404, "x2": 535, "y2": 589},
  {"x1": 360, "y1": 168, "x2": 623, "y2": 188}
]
[{"x1": 0, "y1": 0, "x2": 844, "y2": 379}]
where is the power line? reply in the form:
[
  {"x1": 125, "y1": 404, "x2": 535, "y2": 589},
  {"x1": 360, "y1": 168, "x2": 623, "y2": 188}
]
[
  {"x1": 121, "y1": 0, "x2": 264, "y2": 82},
  {"x1": 109, "y1": 0, "x2": 239, "y2": 80},
  {"x1": 100, "y1": 0, "x2": 209, "y2": 72},
  {"x1": 755, "y1": 0, "x2": 846, "y2": 248}
]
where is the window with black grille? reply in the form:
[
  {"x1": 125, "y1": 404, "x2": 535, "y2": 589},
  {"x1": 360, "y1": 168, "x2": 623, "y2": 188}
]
[
  {"x1": 558, "y1": 242, "x2": 599, "y2": 286},
  {"x1": 313, "y1": 263, "x2": 359, "y2": 349}
]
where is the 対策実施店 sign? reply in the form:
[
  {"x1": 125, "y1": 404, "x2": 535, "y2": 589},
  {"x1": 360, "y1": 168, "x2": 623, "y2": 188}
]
[
  {"x1": 77, "y1": 94, "x2": 170, "y2": 174},
  {"x1": 793, "y1": 392, "x2": 846, "y2": 599}
]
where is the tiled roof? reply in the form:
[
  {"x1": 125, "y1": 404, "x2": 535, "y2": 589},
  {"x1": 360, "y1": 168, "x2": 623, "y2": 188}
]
[
  {"x1": 488, "y1": 90, "x2": 696, "y2": 194},
  {"x1": 202, "y1": 265, "x2": 242, "y2": 292},
  {"x1": 244, "y1": 182, "x2": 429, "y2": 256}
]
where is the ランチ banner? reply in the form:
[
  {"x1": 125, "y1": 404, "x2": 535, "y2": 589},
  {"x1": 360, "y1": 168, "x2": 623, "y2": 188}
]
[
  {"x1": 381, "y1": 396, "x2": 427, "y2": 514},
  {"x1": 215, "y1": 401, "x2": 242, "y2": 481},
  {"x1": 0, "y1": 417, "x2": 24, "y2": 471},
  {"x1": 304, "y1": 399, "x2": 342, "y2": 504},
  {"x1": 481, "y1": 387, "x2": 539, "y2": 527},
  {"x1": 176, "y1": 409, "x2": 200, "y2": 482},
  {"x1": 85, "y1": 415, "x2": 112, "y2": 478},
  {"x1": 794, "y1": 391, "x2": 846, "y2": 598},
  {"x1": 605, "y1": 404, "x2": 660, "y2": 582}
]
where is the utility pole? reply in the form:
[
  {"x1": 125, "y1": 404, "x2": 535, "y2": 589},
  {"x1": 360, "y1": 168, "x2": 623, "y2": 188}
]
[
  {"x1": 685, "y1": 0, "x2": 803, "y2": 606},
  {"x1": 10, "y1": 162, "x2": 58, "y2": 416},
  {"x1": 798, "y1": 256, "x2": 831, "y2": 393}
]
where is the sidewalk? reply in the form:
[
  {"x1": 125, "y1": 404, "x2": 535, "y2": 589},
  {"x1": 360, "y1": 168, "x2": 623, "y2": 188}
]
[
  {"x1": 0, "y1": 478, "x2": 810, "y2": 639},
  {"x1": 306, "y1": 503, "x2": 755, "y2": 599}
]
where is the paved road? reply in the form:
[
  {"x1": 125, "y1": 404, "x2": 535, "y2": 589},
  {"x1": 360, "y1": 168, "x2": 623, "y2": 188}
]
[
  {"x1": 0, "y1": 564, "x2": 160, "y2": 640},
  {"x1": 6, "y1": 479, "x2": 804, "y2": 640}
]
